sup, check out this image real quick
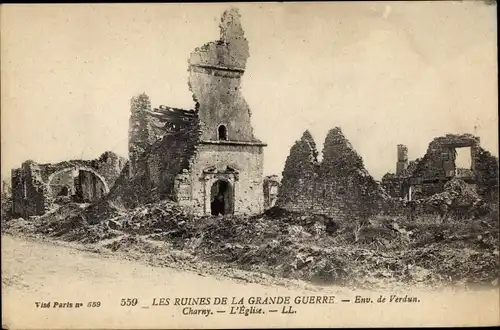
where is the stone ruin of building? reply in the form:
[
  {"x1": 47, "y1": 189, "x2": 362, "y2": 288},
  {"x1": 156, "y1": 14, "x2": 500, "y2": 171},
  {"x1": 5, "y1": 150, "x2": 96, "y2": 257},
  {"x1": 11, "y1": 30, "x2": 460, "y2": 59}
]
[
  {"x1": 94, "y1": 8, "x2": 270, "y2": 217},
  {"x1": 381, "y1": 133, "x2": 499, "y2": 203},
  {"x1": 10, "y1": 151, "x2": 127, "y2": 218},
  {"x1": 276, "y1": 128, "x2": 389, "y2": 221},
  {"x1": 9, "y1": 8, "x2": 283, "y2": 221},
  {"x1": 11, "y1": 8, "x2": 497, "y2": 223}
]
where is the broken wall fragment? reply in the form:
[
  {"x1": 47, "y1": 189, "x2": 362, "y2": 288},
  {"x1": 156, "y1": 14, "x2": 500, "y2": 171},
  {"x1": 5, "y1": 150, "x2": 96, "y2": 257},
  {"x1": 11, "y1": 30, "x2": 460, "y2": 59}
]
[{"x1": 277, "y1": 127, "x2": 385, "y2": 221}]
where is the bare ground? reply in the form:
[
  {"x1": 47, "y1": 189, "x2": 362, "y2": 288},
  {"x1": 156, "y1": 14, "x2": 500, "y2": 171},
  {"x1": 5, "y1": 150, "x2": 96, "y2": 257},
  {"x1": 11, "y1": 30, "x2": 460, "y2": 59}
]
[
  {"x1": 1, "y1": 231, "x2": 354, "y2": 298},
  {"x1": 2, "y1": 200, "x2": 499, "y2": 291},
  {"x1": 3, "y1": 233, "x2": 499, "y2": 329}
]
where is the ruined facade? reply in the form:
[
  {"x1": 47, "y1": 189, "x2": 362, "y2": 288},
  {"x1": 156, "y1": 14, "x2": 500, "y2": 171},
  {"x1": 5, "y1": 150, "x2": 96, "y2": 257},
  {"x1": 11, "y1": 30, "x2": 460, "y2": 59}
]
[
  {"x1": 125, "y1": 8, "x2": 266, "y2": 216},
  {"x1": 381, "y1": 133, "x2": 498, "y2": 202},
  {"x1": 276, "y1": 128, "x2": 387, "y2": 220},
  {"x1": 11, "y1": 151, "x2": 127, "y2": 218}
]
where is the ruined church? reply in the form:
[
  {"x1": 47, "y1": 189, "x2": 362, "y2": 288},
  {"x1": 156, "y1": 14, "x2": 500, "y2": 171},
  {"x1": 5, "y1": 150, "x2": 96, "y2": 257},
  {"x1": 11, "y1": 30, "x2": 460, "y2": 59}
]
[
  {"x1": 8, "y1": 8, "x2": 498, "y2": 223},
  {"x1": 126, "y1": 8, "x2": 267, "y2": 216}
]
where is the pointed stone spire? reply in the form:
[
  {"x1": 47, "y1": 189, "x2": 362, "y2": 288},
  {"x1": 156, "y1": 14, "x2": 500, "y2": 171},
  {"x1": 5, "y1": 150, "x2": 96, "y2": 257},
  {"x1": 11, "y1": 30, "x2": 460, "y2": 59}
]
[
  {"x1": 319, "y1": 127, "x2": 383, "y2": 220},
  {"x1": 321, "y1": 127, "x2": 364, "y2": 174},
  {"x1": 276, "y1": 131, "x2": 319, "y2": 208},
  {"x1": 302, "y1": 130, "x2": 319, "y2": 162}
]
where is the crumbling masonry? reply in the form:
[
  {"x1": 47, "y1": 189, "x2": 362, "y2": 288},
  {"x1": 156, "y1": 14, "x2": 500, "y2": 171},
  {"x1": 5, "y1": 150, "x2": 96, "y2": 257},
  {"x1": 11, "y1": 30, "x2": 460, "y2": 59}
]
[
  {"x1": 276, "y1": 129, "x2": 388, "y2": 221},
  {"x1": 14, "y1": 8, "x2": 495, "y2": 223},
  {"x1": 381, "y1": 134, "x2": 499, "y2": 203},
  {"x1": 11, "y1": 151, "x2": 127, "y2": 218},
  {"x1": 109, "y1": 8, "x2": 267, "y2": 216}
]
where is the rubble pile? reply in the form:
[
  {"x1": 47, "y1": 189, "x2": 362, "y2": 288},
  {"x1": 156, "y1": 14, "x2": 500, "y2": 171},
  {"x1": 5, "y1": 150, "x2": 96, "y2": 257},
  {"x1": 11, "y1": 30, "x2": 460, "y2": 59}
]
[
  {"x1": 3, "y1": 196, "x2": 498, "y2": 288},
  {"x1": 0, "y1": 202, "x2": 120, "y2": 243},
  {"x1": 33, "y1": 203, "x2": 120, "y2": 244},
  {"x1": 98, "y1": 203, "x2": 497, "y2": 287},
  {"x1": 183, "y1": 214, "x2": 497, "y2": 287},
  {"x1": 412, "y1": 178, "x2": 491, "y2": 220},
  {"x1": 107, "y1": 200, "x2": 196, "y2": 238},
  {"x1": 2, "y1": 217, "x2": 36, "y2": 236}
]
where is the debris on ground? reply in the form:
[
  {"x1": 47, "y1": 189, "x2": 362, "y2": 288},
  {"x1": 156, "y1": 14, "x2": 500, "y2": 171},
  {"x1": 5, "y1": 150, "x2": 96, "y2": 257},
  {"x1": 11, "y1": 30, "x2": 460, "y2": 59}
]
[{"x1": 3, "y1": 193, "x2": 498, "y2": 289}]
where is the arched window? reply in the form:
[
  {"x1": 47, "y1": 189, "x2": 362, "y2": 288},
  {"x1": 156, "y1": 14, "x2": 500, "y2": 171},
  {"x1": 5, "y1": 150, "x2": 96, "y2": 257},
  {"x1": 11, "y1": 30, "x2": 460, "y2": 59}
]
[{"x1": 218, "y1": 125, "x2": 228, "y2": 140}]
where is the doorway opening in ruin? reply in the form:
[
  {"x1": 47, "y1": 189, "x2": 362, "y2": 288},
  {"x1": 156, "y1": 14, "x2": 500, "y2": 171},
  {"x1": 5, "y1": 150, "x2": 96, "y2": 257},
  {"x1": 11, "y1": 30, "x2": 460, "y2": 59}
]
[
  {"x1": 57, "y1": 186, "x2": 70, "y2": 197},
  {"x1": 210, "y1": 179, "x2": 233, "y2": 215},
  {"x1": 74, "y1": 170, "x2": 107, "y2": 203},
  {"x1": 218, "y1": 125, "x2": 228, "y2": 141},
  {"x1": 455, "y1": 147, "x2": 473, "y2": 177}
]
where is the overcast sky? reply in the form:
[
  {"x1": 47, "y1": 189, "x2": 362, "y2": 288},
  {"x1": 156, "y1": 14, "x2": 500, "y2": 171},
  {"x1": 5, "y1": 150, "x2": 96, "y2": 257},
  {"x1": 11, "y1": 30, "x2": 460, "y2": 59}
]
[{"x1": 1, "y1": 2, "x2": 497, "y2": 180}]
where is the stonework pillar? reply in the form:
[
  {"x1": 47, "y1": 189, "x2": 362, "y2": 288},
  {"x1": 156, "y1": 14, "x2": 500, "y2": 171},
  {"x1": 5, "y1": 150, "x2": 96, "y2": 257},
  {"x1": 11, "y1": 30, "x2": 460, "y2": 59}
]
[
  {"x1": 396, "y1": 144, "x2": 408, "y2": 175},
  {"x1": 203, "y1": 176, "x2": 211, "y2": 215}
]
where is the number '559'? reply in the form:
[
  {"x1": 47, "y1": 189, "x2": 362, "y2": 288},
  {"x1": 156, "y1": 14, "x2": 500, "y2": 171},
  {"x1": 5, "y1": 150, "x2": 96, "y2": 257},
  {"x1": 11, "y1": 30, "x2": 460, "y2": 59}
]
[{"x1": 121, "y1": 298, "x2": 138, "y2": 306}]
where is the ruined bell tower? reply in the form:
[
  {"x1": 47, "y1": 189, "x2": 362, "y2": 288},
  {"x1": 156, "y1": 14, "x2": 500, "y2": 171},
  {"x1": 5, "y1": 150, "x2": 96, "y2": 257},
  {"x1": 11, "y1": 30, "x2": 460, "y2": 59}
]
[
  {"x1": 175, "y1": 8, "x2": 267, "y2": 215},
  {"x1": 123, "y1": 8, "x2": 266, "y2": 216},
  {"x1": 188, "y1": 8, "x2": 259, "y2": 143}
]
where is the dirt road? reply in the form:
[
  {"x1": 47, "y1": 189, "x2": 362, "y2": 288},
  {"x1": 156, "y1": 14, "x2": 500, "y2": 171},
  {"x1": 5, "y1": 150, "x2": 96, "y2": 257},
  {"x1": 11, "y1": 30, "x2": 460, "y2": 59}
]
[
  {"x1": 2, "y1": 234, "x2": 331, "y2": 329},
  {"x1": 2, "y1": 234, "x2": 286, "y2": 296},
  {"x1": 2, "y1": 234, "x2": 499, "y2": 329}
]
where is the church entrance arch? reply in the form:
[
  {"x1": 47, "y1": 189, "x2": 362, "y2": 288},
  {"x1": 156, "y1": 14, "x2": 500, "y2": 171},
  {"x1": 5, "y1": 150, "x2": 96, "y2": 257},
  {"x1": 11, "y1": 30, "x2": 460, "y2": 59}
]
[
  {"x1": 210, "y1": 179, "x2": 233, "y2": 215},
  {"x1": 202, "y1": 165, "x2": 239, "y2": 216}
]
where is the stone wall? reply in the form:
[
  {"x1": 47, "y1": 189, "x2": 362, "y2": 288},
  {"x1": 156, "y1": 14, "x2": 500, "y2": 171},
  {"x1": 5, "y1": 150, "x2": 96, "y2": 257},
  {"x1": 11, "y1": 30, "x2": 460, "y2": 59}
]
[
  {"x1": 128, "y1": 93, "x2": 161, "y2": 177},
  {"x1": 11, "y1": 151, "x2": 127, "y2": 218},
  {"x1": 276, "y1": 130, "x2": 320, "y2": 213},
  {"x1": 412, "y1": 134, "x2": 480, "y2": 181},
  {"x1": 145, "y1": 118, "x2": 201, "y2": 201},
  {"x1": 381, "y1": 134, "x2": 495, "y2": 201},
  {"x1": 277, "y1": 128, "x2": 386, "y2": 221},
  {"x1": 181, "y1": 142, "x2": 265, "y2": 215},
  {"x1": 93, "y1": 151, "x2": 129, "y2": 188},
  {"x1": 11, "y1": 161, "x2": 50, "y2": 217},
  {"x1": 91, "y1": 112, "x2": 201, "y2": 213},
  {"x1": 76, "y1": 170, "x2": 107, "y2": 203},
  {"x1": 380, "y1": 173, "x2": 406, "y2": 198},
  {"x1": 474, "y1": 146, "x2": 499, "y2": 203}
]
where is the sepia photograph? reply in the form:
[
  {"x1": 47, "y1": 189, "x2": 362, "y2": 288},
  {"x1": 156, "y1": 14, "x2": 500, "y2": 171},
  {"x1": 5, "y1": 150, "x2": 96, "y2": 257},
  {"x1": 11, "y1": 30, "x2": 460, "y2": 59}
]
[{"x1": 1, "y1": 1, "x2": 499, "y2": 329}]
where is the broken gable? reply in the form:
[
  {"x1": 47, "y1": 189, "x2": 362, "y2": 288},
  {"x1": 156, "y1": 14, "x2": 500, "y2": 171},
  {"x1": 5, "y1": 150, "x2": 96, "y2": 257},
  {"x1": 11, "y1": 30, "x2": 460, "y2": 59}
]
[
  {"x1": 276, "y1": 130, "x2": 319, "y2": 210},
  {"x1": 277, "y1": 127, "x2": 385, "y2": 220}
]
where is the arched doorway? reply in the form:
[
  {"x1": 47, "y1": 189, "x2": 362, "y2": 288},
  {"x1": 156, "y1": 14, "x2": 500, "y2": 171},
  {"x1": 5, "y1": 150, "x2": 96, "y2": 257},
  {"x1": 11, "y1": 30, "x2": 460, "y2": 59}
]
[
  {"x1": 210, "y1": 179, "x2": 233, "y2": 215},
  {"x1": 47, "y1": 167, "x2": 109, "y2": 203}
]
